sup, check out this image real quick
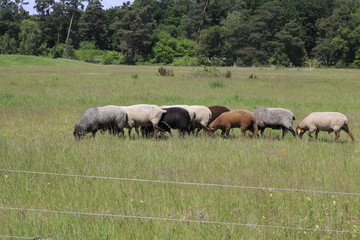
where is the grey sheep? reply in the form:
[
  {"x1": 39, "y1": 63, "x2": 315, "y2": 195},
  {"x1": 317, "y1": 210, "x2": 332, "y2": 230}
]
[
  {"x1": 73, "y1": 105, "x2": 128, "y2": 140},
  {"x1": 252, "y1": 107, "x2": 296, "y2": 138},
  {"x1": 296, "y1": 112, "x2": 355, "y2": 142}
]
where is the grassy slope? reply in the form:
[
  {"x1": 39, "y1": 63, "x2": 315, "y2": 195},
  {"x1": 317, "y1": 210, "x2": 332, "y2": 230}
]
[{"x1": 0, "y1": 56, "x2": 360, "y2": 239}]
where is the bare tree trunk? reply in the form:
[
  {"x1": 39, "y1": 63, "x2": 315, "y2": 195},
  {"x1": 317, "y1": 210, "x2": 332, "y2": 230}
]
[
  {"x1": 197, "y1": 0, "x2": 211, "y2": 34},
  {"x1": 66, "y1": 11, "x2": 75, "y2": 45}
]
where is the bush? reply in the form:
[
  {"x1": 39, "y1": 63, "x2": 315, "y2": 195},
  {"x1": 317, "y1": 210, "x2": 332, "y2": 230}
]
[
  {"x1": 172, "y1": 56, "x2": 201, "y2": 66},
  {"x1": 209, "y1": 80, "x2": 225, "y2": 88},
  {"x1": 79, "y1": 41, "x2": 97, "y2": 50},
  {"x1": 101, "y1": 51, "x2": 124, "y2": 65},
  {"x1": 190, "y1": 66, "x2": 222, "y2": 77},
  {"x1": 224, "y1": 71, "x2": 232, "y2": 78},
  {"x1": 74, "y1": 49, "x2": 103, "y2": 63},
  {"x1": 50, "y1": 44, "x2": 65, "y2": 58},
  {"x1": 63, "y1": 44, "x2": 75, "y2": 59},
  {"x1": 158, "y1": 67, "x2": 174, "y2": 76}
]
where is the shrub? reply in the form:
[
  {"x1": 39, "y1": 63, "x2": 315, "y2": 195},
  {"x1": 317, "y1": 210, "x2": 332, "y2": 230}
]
[
  {"x1": 224, "y1": 71, "x2": 232, "y2": 78},
  {"x1": 101, "y1": 51, "x2": 124, "y2": 65},
  {"x1": 158, "y1": 67, "x2": 174, "y2": 76},
  {"x1": 190, "y1": 66, "x2": 222, "y2": 77},
  {"x1": 79, "y1": 41, "x2": 97, "y2": 50},
  {"x1": 74, "y1": 49, "x2": 103, "y2": 63},
  {"x1": 209, "y1": 80, "x2": 225, "y2": 88},
  {"x1": 50, "y1": 44, "x2": 65, "y2": 58}
]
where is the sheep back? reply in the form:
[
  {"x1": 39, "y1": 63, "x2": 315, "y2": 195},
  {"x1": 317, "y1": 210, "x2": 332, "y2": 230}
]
[
  {"x1": 252, "y1": 107, "x2": 295, "y2": 130},
  {"x1": 208, "y1": 105, "x2": 230, "y2": 123},
  {"x1": 298, "y1": 112, "x2": 348, "y2": 132}
]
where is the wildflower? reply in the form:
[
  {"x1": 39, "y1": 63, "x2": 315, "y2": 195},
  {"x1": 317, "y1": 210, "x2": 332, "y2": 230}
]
[
  {"x1": 130, "y1": 199, "x2": 134, "y2": 203},
  {"x1": 333, "y1": 201, "x2": 336, "y2": 206},
  {"x1": 5, "y1": 175, "x2": 8, "y2": 179},
  {"x1": 315, "y1": 225, "x2": 320, "y2": 229},
  {"x1": 279, "y1": 149, "x2": 288, "y2": 154},
  {"x1": 269, "y1": 194, "x2": 273, "y2": 198},
  {"x1": 307, "y1": 197, "x2": 311, "y2": 202},
  {"x1": 140, "y1": 200, "x2": 144, "y2": 204}
]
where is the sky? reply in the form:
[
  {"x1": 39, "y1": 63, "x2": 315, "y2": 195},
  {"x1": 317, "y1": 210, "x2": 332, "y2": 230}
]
[{"x1": 23, "y1": 0, "x2": 133, "y2": 14}]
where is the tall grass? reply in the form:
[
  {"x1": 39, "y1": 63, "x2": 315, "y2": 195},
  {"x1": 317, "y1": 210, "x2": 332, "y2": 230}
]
[{"x1": 0, "y1": 56, "x2": 360, "y2": 239}]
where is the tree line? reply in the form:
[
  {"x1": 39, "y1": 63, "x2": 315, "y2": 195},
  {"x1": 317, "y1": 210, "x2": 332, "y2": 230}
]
[{"x1": 1, "y1": 0, "x2": 360, "y2": 67}]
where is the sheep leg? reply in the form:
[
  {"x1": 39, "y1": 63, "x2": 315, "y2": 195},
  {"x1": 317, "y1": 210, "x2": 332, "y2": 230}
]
[
  {"x1": 334, "y1": 131, "x2": 340, "y2": 141},
  {"x1": 135, "y1": 127, "x2": 140, "y2": 139},
  {"x1": 342, "y1": 124, "x2": 355, "y2": 142},
  {"x1": 153, "y1": 127, "x2": 159, "y2": 139},
  {"x1": 225, "y1": 125, "x2": 231, "y2": 138},
  {"x1": 288, "y1": 128, "x2": 296, "y2": 137},
  {"x1": 346, "y1": 131, "x2": 355, "y2": 142},
  {"x1": 308, "y1": 128, "x2": 316, "y2": 140},
  {"x1": 118, "y1": 129, "x2": 125, "y2": 139},
  {"x1": 315, "y1": 130, "x2": 319, "y2": 140},
  {"x1": 281, "y1": 127, "x2": 287, "y2": 139},
  {"x1": 168, "y1": 129, "x2": 173, "y2": 137},
  {"x1": 260, "y1": 129, "x2": 265, "y2": 137}
]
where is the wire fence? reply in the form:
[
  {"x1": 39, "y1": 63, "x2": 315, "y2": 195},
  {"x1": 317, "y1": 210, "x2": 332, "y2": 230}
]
[
  {"x1": 1, "y1": 168, "x2": 360, "y2": 238},
  {"x1": 1, "y1": 169, "x2": 359, "y2": 196},
  {"x1": 1, "y1": 206, "x2": 360, "y2": 235}
]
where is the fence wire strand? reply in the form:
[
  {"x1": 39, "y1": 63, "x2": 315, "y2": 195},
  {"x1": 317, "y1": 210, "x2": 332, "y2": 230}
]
[
  {"x1": 1, "y1": 206, "x2": 359, "y2": 235},
  {"x1": 1, "y1": 169, "x2": 359, "y2": 196}
]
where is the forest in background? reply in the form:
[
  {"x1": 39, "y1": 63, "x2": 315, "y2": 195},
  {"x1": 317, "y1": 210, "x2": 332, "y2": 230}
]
[{"x1": 1, "y1": 0, "x2": 360, "y2": 67}]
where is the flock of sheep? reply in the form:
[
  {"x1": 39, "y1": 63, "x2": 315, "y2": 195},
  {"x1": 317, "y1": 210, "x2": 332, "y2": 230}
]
[{"x1": 73, "y1": 104, "x2": 355, "y2": 142}]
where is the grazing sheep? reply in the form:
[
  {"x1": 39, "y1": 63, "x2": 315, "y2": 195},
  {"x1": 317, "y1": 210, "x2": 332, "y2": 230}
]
[
  {"x1": 73, "y1": 105, "x2": 127, "y2": 140},
  {"x1": 160, "y1": 105, "x2": 196, "y2": 124},
  {"x1": 252, "y1": 107, "x2": 296, "y2": 138},
  {"x1": 159, "y1": 107, "x2": 192, "y2": 137},
  {"x1": 209, "y1": 110, "x2": 258, "y2": 138},
  {"x1": 208, "y1": 105, "x2": 230, "y2": 124},
  {"x1": 122, "y1": 104, "x2": 166, "y2": 138},
  {"x1": 296, "y1": 112, "x2": 355, "y2": 142},
  {"x1": 189, "y1": 105, "x2": 212, "y2": 135},
  {"x1": 160, "y1": 105, "x2": 212, "y2": 135},
  {"x1": 143, "y1": 107, "x2": 192, "y2": 138}
]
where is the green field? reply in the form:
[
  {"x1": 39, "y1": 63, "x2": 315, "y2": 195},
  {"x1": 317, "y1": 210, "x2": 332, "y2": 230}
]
[{"x1": 1, "y1": 55, "x2": 359, "y2": 239}]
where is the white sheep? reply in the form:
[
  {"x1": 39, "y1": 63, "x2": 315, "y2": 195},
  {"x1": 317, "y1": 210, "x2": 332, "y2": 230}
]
[
  {"x1": 296, "y1": 112, "x2": 355, "y2": 142},
  {"x1": 73, "y1": 105, "x2": 127, "y2": 139},
  {"x1": 122, "y1": 104, "x2": 166, "y2": 138},
  {"x1": 188, "y1": 105, "x2": 212, "y2": 134}
]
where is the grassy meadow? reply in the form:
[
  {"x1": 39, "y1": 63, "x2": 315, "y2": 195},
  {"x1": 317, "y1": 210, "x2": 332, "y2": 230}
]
[{"x1": 0, "y1": 55, "x2": 360, "y2": 239}]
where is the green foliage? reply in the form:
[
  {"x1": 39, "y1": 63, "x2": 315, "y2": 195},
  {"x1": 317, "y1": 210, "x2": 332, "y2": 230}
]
[
  {"x1": 196, "y1": 26, "x2": 230, "y2": 61},
  {"x1": 79, "y1": 41, "x2": 98, "y2": 50},
  {"x1": 101, "y1": 51, "x2": 124, "y2": 65},
  {"x1": 190, "y1": 66, "x2": 229, "y2": 78},
  {"x1": 209, "y1": 79, "x2": 225, "y2": 88},
  {"x1": 1, "y1": 0, "x2": 360, "y2": 67},
  {"x1": 50, "y1": 44, "x2": 65, "y2": 58},
  {"x1": 0, "y1": 33, "x2": 18, "y2": 54},
  {"x1": 171, "y1": 56, "x2": 200, "y2": 66},
  {"x1": 19, "y1": 19, "x2": 42, "y2": 55},
  {"x1": 152, "y1": 42, "x2": 175, "y2": 64},
  {"x1": 74, "y1": 49, "x2": 103, "y2": 63}
]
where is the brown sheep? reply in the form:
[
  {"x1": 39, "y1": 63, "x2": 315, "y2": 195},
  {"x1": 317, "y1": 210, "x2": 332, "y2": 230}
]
[
  {"x1": 209, "y1": 110, "x2": 258, "y2": 137},
  {"x1": 208, "y1": 105, "x2": 230, "y2": 124}
]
